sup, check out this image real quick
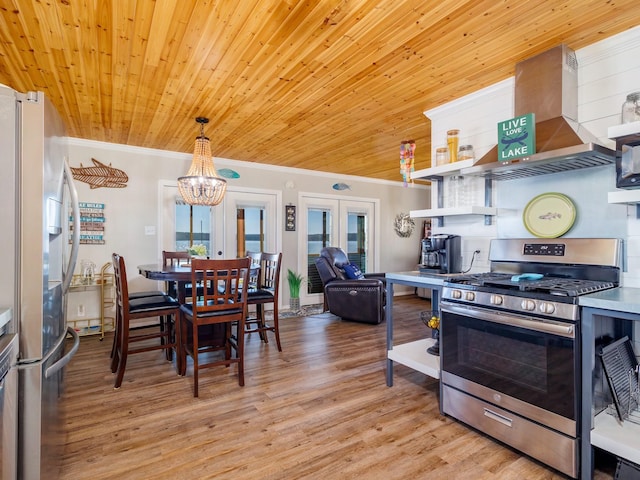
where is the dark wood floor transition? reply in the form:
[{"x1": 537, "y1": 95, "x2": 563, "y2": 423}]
[{"x1": 60, "y1": 295, "x2": 615, "y2": 479}]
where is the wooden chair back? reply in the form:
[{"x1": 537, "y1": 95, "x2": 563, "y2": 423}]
[
  {"x1": 189, "y1": 258, "x2": 251, "y2": 319},
  {"x1": 111, "y1": 253, "x2": 180, "y2": 388},
  {"x1": 162, "y1": 250, "x2": 191, "y2": 299},
  {"x1": 245, "y1": 252, "x2": 283, "y2": 351},
  {"x1": 246, "y1": 251, "x2": 262, "y2": 290},
  {"x1": 162, "y1": 250, "x2": 191, "y2": 266},
  {"x1": 259, "y1": 252, "x2": 282, "y2": 293},
  {"x1": 179, "y1": 257, "x2": 251, "y2": 396}
]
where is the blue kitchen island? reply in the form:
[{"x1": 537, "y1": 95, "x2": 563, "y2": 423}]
[{"x1": 385, "y1": 271, "x2": 459, "y2": 387}]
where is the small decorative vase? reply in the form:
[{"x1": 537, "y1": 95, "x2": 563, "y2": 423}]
[
  {"x1": 289, "y1": 297, "x2": 300, "y2": 312},
  {"x1": 427, "y1": 330, "x2": 440, "y2": 356},
  {"x1": 420, "y1": 310, "x2": 440, "y2": 356}
]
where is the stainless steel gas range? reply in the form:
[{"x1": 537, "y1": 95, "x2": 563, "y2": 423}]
[{"x1": 439, "y1": 238, "x2": 622, "y2": 479}]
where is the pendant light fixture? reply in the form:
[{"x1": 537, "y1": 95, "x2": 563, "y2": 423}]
[{"x1": 177, "y1": 117, "x2": 227, "y2": 206}]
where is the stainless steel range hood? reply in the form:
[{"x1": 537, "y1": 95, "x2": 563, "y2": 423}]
[{"x1": 464, "y1": 45, "x2": 616, "y2": 180}]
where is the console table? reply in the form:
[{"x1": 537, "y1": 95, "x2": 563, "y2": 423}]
[{"x1": 385, "y1": 271, "x2": 455, "y2": 387}]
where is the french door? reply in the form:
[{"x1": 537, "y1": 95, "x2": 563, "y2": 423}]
[
  {"x1": 217, "y1": 188, "x2": 281, "y2": 258},
  {"x1": 160, "y1": 182, "x2": 281, "y2": 260},
  {"x1": 298, "y1": 194, "x2": 378, "y2": 306}
]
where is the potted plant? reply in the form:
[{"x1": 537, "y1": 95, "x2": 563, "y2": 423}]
[
  {"x1": 287, "y1": 269, "x2": 304, "y2": 312},
  {"x1": 187, "y1": 243, "x2": 207, "y2": 258}
]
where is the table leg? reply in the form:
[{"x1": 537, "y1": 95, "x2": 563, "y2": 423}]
[{"x1": 386, "y1": 280, "x2": 394, "y2": 387}]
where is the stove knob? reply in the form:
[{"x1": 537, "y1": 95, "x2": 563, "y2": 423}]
[
  {"x1": 521, "y1": 299, "x2": 536, "y2": 311},
  {"x1": 451, "y1": 289, "x2": 463, "y2": 299},
  {"x1": 465, "y1": 292, "x2": 475, "y2": 301},
  {"x1": 490, "y1": 294, "x2": 503, "y2": 305},
  {"x1": 539, "y1": 302, "x2": 555, "y2": 314}
]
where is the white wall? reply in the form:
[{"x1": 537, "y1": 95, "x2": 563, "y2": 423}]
[
  {"x1": 422, "y1": 24, "x2": 640, "y2": 285},
  {"x1": 67, "y1": 139, "x2": 429, "y2": 302}
]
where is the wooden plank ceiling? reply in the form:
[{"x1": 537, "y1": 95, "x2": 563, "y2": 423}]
[{"x1": 0, "y1": 0, "x2": 638, "y2": 182}]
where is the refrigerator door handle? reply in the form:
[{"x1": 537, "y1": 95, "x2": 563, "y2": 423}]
[
  {"x1": 63, "y1": 159, "x2": 80, "y2": 294},
  {"x1": 16, "y1": 327, "x2": 79, "y2": 372},
  {"x1": 44, "y1": 327, "x2": 80, "y2": 378}
]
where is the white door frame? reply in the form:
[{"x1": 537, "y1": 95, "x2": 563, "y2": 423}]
[
  {"x1": 297, "y1": 192, "x2": 380, "y2": 306},
  {"x1": 158, "y1": 180, "x2": 282, "y2": 259},
  {"x1": 218, "y1": 187, "x2": 282, "y2": 258}
]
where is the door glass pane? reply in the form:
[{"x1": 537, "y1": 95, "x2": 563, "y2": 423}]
[
  {"x1": 347, "y1": 213, "x2": 367, "y2": 272},
  {"x1": 175, "y1": 203, "x2": 211, "y2": 255},
  {"x1": 307, "y1": 208, "x2": 331, "y2": 294},
  {"x1": 241, "y1": 207, "x2": 264, "y2": 256}
]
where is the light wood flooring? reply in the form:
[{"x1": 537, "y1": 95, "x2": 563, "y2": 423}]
[{"x1": 60, "y1": 295, "x2": 616, "y2": 479}]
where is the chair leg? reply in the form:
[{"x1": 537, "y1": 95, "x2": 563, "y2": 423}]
[
  {"x1": 192, "y1": 320, "x2": 199, "y2": 398},
  {"x1": 256, "y1": 305, "x2": 268, "y2": 343},
  {"x1": 272, "y1": 304, "x2": 282, "y2": 352},
  {"x1": 237, "y1": 322, "x2": 245, "y2": 387},
  {"x1": 164, "y1": 315, "x2": 174, "y2": 361},
  {"x1": 224, "y1": 323, "x2": 232, "y2": 363},
  {"x1": 113, "y1": 326, "x2": 129, "y2": 389},
  {"x1": 173, "y1": 314, "x2": 182, "y2": 376},
  {"x1": 179, "y1": 312, "x2": 187, "y2": 376},
  {"x1": 110, "y1": 308, "x2": 120, "y2": 361},
  {"x1": 110, "y1": 311, "x2": 122, "y2": 373}
]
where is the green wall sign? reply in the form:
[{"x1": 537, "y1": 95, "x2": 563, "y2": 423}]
[{"x1": 498, "y1": 113, "x2": 535, "y2": 162}]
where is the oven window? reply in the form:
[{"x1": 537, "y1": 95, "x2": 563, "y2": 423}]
[{"x1": 442, "y1": 309, "x2": 576, "y2": 420}]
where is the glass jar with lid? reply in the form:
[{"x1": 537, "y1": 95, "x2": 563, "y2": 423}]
[
  {"x1": 447, "y1": 130, "x2": 460, "y2": 162},
  {"x1": 458, "y1": 144, "x2": 475, "y2": 162},
  {"x1": 621, "y1": 92, "x2": 640, "y2": 123},
  {"x1": 435, "y1": 147, "x2": 449, "y2": 166}
]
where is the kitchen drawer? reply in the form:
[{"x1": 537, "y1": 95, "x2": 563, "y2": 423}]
[{"x1": 442, "y1": 384, "x2": 577, "y2": 478}]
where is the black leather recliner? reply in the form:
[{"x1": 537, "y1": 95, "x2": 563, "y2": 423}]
[{"x1": 314, "y1": 247, "x2": 386, "y2": 325}]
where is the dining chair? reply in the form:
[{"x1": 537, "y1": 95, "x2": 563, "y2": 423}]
[
  {"x1": 162, "y1": 250, "x2": 191, "y2": 299},
  {"x1": 246, "y1": 251, "x2": 262, "y2": 291},
  {"x1": 110, "y1": 253, "x2": 181, "y2": 389},
  {"x1": 245, "y1": 252, "x2": 283, "y2": 351},
  {"x1": 109, "y1": 287, "x2": 166, "y2": 361},
  {"x1": 178, "y1": 257, "x2": 251, "y2": 397}
]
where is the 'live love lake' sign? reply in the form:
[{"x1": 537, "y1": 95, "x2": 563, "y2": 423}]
[{"x1": 498, "y1": 113, "x2": 535, "y2": 162}]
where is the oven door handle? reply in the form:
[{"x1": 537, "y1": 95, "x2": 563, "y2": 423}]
[{"x1": 441, "y1": 302, "x2": 574, "y2": 338}]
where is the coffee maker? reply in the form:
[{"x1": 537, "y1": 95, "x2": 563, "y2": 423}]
[{"x1": 420, "y1": 234, "x2": 462, "y2": 274}]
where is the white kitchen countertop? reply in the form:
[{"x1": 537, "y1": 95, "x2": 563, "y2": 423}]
[
  {"x1": 0, "y1": 307, "x2": 12, "y2": 330},
  {"x1": 385, "y1": 271, "x2": 458, "y2": 287},
  {"x1": 579, "y1": 287, "x2": 640, "y2": 315}
]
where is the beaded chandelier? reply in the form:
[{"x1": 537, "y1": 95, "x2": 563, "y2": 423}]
[{"x1": 177, "y1": 117, "x2": 227, "y2": 206}]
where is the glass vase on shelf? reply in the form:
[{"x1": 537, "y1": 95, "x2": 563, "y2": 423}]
[
  {"x1": 447, "y1": 129, "x2": 459, "y2": 162},
  {"x1": 445, "y1": 176, "x2": 468, "y2": 208},
  {"x1": 621, "y1": 92, "x2": 640, "y2": 124},
  {"x1": 420, "y1": 310, "x2": 440, "y2": 356}
]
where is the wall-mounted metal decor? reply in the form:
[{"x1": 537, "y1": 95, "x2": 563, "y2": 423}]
[
  {"x1": 70, "y1": 158, "x2": 129, "y2": 189},
  {"x1": 285, "y1": 205, "x2": 296, "y2": 231}
]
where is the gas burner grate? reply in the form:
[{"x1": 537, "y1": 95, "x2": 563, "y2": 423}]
[
  {"x1": 448, "y1": 273, "x2": 615, "y2": 297},
  {"x1": 544, "y1": 279, "x2": 616, "y2": 297}
]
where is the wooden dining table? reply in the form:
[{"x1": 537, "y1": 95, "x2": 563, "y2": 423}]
[
  {"x1": 137, "y1": 263, "x2": 260, "y2": 303},
  {"x1": 138, "y1": 261, "x2": 260, "y2": 375}
]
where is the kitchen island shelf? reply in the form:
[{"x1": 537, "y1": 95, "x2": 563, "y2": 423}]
[
  {"x1": 386, "y1": 271, "x2": 448, "y2": 387},
  {"x1": 591, "y1": 410, "x2": 640, "y2": 466},
  {"x1": 387, "y1": 338, "x2": 439, "y2": 379}
]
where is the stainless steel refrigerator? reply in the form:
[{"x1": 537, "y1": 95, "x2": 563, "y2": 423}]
[{"x1": 0, "y1": 86, "x2": 81, "y2": 479}]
